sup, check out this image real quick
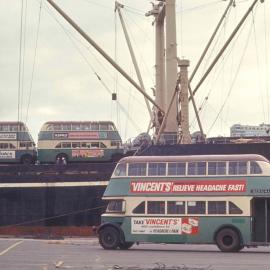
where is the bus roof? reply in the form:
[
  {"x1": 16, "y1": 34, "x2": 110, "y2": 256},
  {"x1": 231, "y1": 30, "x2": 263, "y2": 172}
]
[
  {"x1": 118, "y1": 154, "x2": 269, "y2": 164},
  {"x1": 43, "y1": 121, "x2": 115, "y2": 125},
  {"x1": 0, "y1": 121, "x2": 25, "y2": 125}
]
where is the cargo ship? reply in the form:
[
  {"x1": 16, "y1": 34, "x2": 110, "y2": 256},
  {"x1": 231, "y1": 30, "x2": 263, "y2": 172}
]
[{"x1": 1, "y1": 0, "x2": 269, "y2": 237}]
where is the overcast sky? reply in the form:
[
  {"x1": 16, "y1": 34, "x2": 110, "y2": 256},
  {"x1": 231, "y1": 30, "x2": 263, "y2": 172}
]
[{"x1": 0, "y1": 0, "x2": 269, "y2": 142}]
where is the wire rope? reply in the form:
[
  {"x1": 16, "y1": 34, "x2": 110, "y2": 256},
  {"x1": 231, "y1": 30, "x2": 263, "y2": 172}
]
[
  {"x1": 17, "y1": 0, "x2": 25, "y2": 137},
  {"x1": 0, "y1": 204, "x2": 106, "y2": 228},
  {"x1": 263, "y1": 3, "x2": 270, "y2": 123},
  {"x1": 251, "y1": 9, "x2": 266, "y2": 123},
  {"x1": 207, "y1": 16, "x2": 254, "y2": 135},
  {"x1": 26, "y1": 0, "x2": 43, "y2": 123}
]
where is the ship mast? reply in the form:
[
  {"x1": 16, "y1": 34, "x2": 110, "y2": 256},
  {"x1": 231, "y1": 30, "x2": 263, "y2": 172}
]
[{"x1": 147, "y1": 0, "x2": 191, "y2": 144}]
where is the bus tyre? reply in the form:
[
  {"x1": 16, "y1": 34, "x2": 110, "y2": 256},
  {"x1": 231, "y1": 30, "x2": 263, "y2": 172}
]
[
  {"x1": 56, "y1": 154, "x2": 68, "y2": 164},
  {"x1": 21, "y1": 155, "x2": 32, "y2": 165},
  {"x1": 118, "y1": 241, "x2": 134, "y2": 250},
  {"x1": 215, "y1": 228, "x2": 241, "y2": 252},
  {"x1": 99, "y1": 227, "x2": 120, "y2": 250}
]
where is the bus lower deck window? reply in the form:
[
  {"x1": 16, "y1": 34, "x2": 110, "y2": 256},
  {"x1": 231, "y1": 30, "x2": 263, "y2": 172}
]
[
  {"x1": 132, "y1": 201, "x2": 145, "y2": 214},
  {"x1": 106, "y1": 200, "x2": 125, "y2": 213},
  {"x1": 208, "y1": 201, "x2": 226, "y2": 214},
  {"x1": 187, "y1": 201, "x2": 206, "y2": 214},
  {"x1": 229, "y1": 202, "x2": 243, "y2": 214},
  {"x1": 147, "y1": 201, "x2": 165, "y2": 214},
  {"x1": 167, "y1": 201, "x2": 185, "y2": 214}
]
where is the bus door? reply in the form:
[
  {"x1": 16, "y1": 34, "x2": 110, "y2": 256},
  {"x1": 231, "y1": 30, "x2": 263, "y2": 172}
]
[{"x1": 252, "y1": 198, "x2": 270, "y2": 243}]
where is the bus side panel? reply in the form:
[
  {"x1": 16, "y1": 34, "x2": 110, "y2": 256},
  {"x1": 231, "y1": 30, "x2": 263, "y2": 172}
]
[{"x1": 120, "y1": 216, "x2": 251, "y2": 245}]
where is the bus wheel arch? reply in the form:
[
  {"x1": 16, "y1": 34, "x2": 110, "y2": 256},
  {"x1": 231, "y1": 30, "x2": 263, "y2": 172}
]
[
  {"x1": 98, "y1": 224, "x2": 122, "y2": 250},
  {"x1": 20, "y1": 154, "x2": 33, "y2": 165},
  {"x1": 214, "y1": 225, "x2": 243, "y2": 252}
]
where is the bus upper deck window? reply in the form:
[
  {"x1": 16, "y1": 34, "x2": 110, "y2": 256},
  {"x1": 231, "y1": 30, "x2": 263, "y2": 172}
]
[
  {"x1": 229, "y1": 161, "x2": 247, "y2": 175},
  {"x1": 91, "y1": 123, "x2": 99, "y2": 130},
  {"x1": 62, "y1": 124, "x2": 71, "y2": 131},
  {"x1": 132, "y1": 201, "x2": 145, "y2": 214},
  {"x1": 168, "y1": 163, "x2": 186, "y2": 176},
  {"x1": 208, "y1": 162, "x2": 226, "y2": 175},
  {"x1": 72, "y1": 124, "x2": 80, "y2": 131},
  {"x1": 128, "y1": 163, "x2": 146, "y2": 176},
  {"x1": 114, "y1": 163, "x2": 126, "y2": 176},
  {"x1": 188, "y1": 162, "x2": 206, "y2": 175},
  {"x1": 2, "y1": 125, "x2": 8, "y2": 131},
  {"x1": 148, "y1": 163, "x2": 166, "y2": 176},
  {"x1": 10, "y1": 125, "x2": 17, "y2": 131},
  {"x1": 106, "y1": 200, "x2": 125, "y2": 213},
  {"x1": 47, "y1": 124, "x2": 53, "y2": 131},
  {"x1": 100, "y1": 124, "x2": 108, "y2": 131},
  {"x1": 250, "y1": 161, "x2": 262, "y2": 174},
  {"x1": 81, "y1": 124, "x2": 90, "y2": 130}
]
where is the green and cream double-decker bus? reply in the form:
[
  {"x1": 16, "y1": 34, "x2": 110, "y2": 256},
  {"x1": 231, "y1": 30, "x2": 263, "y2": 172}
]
[
  {"x1": 37, "y1": 121, "x2": 124, "y2": 164},
  {"x1": 0, "y1": 121, "x2": 36, "y2": 164},
  {"x1": 98, "y1": 154, "x2": 270, "y2": 252}
]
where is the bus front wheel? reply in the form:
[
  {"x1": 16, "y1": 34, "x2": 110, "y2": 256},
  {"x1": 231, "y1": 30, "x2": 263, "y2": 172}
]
[
  {"x1": 215, "y1": 228, "x2": 242, "y2": 252},
  {"x1": 99, "y1": 227, "x2": 120, "y2": 250},
  {"x1": 118, "y1": 241, "x2": 134, "y2": 250},
  {"x1": 21, "y1": 155, "x2": 32, "y2": 165}
]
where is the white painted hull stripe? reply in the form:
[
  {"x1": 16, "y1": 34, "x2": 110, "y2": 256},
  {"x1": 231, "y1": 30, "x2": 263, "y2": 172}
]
[{"x1": 0, "y1": 181, "x2": 109, "y2": 188}]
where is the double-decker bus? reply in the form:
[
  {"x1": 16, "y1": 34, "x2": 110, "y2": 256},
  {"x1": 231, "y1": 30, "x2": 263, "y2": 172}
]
[
  {"x1": 37, "y1": 121, "x2": 124, "y2": 164},
  {"x1": 97, "y1": 154, "x2": 270, "y2": 252},
  {"x1": 0, "y1": 122, "x2": 36, "y2": 164}
]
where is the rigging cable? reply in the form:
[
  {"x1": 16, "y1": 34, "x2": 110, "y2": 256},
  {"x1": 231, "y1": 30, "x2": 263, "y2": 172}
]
[
  {"x1": 26, "y1": 1, "x2": 43, "y2": 123},
  {"x1": 263, "y1": 3, "x2": 270, "y2": 123},
  {"x1": 252, "y1": 8, "x2": 266, "y2": 123},
  {"x1": 177, "y1": 0, "x2": 221, "y2": 13},
  {"x1": 124, "y1": 11, "x2": 154, "y2": 85},
  {"x1": 17, "y1": 0, "x2": 25, "y2": 125},
  {"x1": 207, "y1": 15, "x2": 254, "y2": 135},
  {"x1": 114, "y1": 9, "x2": 121, "y2": 134},
  {"x1": 20, "y1": 0, "x2": 28, "y2": 123},
  {"x1": 189, "y1": 5, "x2": 233, "y2": 127}
]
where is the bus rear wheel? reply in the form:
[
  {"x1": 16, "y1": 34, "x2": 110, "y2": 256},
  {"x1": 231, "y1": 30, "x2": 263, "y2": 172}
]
[
  {"x1": 215, "y1": 228, "x2": 241, "y2": 252},
  {"x1": 21, "y1": 155, "x2": 32, "y2": 165},
  {"x1": 118, "y1": 241, "x2": 134, "y2": 250},
  {"x1": 99, "y1": 227, "x2": 120, "y2": 250}
]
